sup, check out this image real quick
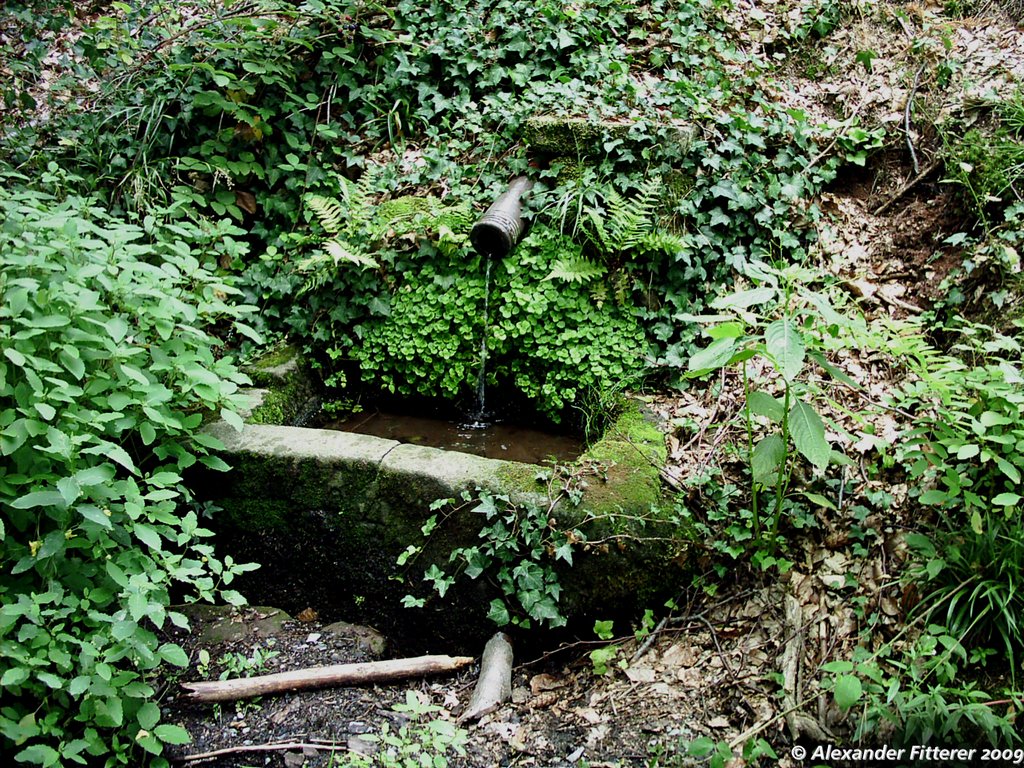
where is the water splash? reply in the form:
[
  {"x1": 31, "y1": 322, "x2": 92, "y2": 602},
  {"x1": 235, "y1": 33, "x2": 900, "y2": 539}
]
[{"x1": 468, "y1": 257, "x2": 492, "y2": 426}]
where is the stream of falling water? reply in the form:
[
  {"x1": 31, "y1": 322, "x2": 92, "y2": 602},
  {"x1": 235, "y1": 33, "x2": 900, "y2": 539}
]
[{"x1": 470, "y1": 258, "x2": 492, "y2": 425}]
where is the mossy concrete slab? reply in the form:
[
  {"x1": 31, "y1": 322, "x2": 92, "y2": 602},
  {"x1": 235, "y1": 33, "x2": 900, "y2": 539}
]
[
  {"x1": 523, "y1": 114, "x2": 695, "y2": 157},
  {"x1": 193, "y1": 348, "x2": 683, "y2": 638},
  {"x1": 180, "y1": 604, "x2": 293, "y2": 645},
  {"x1": 207, "y1": 421, "x2": 398, "y2": 465}
]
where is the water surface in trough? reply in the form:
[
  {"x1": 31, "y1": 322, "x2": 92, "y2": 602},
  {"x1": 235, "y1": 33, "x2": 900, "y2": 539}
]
[{"x1": 319, "y1": 409, "x2": 583, "y2": 464}]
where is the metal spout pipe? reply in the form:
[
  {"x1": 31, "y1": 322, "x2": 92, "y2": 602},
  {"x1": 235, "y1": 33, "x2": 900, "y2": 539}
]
[{"x1": 470, "y1": 177, "x2": 534, "y2": 259}]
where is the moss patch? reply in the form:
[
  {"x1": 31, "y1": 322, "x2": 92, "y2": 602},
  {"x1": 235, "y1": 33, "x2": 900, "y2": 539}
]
[
  {"x1": 244, "y1": 345, "x2": 317, "y2": 425},
  {"x1": 576, "y1": 399, "x2": 666, "y2": 519}
]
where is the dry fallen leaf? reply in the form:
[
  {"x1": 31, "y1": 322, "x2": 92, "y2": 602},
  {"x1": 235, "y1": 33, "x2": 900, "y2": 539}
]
[{"x1": 529, "y1": 673, "x2": 564, "y2": 694}]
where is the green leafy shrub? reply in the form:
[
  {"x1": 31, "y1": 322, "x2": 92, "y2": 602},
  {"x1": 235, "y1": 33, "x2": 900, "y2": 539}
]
[
  {"x1": 896, "y1": 336, "x2": 1024, "y2": 537},
  {"x1": 908, "y1": 521, "x2": 1024, "y2": 679},
  {"x1": 0, "y1": 177, "x2": 257, "y2": 765},
  {"x1": 824, "y1": 627, "x2": 1019, "y2": 747},
  {"x1": 683, "y1": 264, "x2": 848, "y2": 560},
  {"x1": 350, "y1": 228, "x2": 647, "y2": 420}
]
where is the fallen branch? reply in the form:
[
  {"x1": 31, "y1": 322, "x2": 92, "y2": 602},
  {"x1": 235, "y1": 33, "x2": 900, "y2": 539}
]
[
  {"x1": 780, "y1": 594, "x2": 834, "y2": 743},
  {"x1": 181, "y1": 654, "x2": 474, "y2": 703},
  {"x1": 459, "y1": 632, "x2": 513, "y2": 722}
]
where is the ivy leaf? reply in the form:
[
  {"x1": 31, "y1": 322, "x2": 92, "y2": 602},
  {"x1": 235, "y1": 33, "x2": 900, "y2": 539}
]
[
  {"x1": 751, "y1": 433, "x2": 785, "y2": 485},
  {"x1": 789, "y1": 400, "x2": 829, "y2": 470},
  {"x1": 486, "y1": 599, "x2": 510, "y2": 626},
  {"x1": 764, "y1": 317, "x2": 804, "y2": 380}
]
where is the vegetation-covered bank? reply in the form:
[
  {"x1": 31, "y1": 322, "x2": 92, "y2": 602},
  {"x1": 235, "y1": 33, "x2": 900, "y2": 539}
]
[{"x1": 4, "y1": 0, "x2": 1024, "y2": 765}]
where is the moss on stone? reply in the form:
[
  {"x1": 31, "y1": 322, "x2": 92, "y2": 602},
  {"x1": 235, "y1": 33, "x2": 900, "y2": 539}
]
[
  {"x1": 575, "y1": 399, "x2": 666, "y2": 520},
  {"x1": 247, "y1": 345, "x2": 300, "y2": 380},
  {"x1": 244, "y1": 345, "x2": 316, "y2": 426}
]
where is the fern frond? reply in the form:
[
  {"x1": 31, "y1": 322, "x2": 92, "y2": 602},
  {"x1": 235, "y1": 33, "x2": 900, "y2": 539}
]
[
  {"x1": 323, "y1": 239, "x2": 379, "y2": 269},
  {"x1": 305, "y1": 194, "x2": 346, "y2": 235},
  {"x1": 607, "y1": 175, "x2": 662, "y2": 252},
  {"x1": 543, "y1": 255, "x2": 607, "y2": 284},
  {"x1": 638, "y1": 230, "x2": 690, "y2": 260}
]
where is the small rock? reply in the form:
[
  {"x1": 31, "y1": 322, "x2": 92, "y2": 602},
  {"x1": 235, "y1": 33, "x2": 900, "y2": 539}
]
[
  {"x1": 305, "y1": 632, "x2": 322, "y2": 644},
  {"x1": 511, "y1": 686, "x2": 530, "y2": 704},
  {"x1": 348, "y1": 721, "x2": 370, "y2": 734},
  {"x1": 322, "y1": 621, "x2": 387, "y2": 658},
  {"x1": 567, "y1": 746, "x2": 586, "y2": 762},
  {"x1": 348, "y1": 735, "x2": 376, "y2": 756},
  {"x1": 283, "y1": 752, "x2": 305, "y2": 768}
]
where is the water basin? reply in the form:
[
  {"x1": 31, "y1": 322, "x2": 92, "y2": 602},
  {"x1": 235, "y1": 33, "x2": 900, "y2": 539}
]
[{"x1": 318, "y1": 409, "x2": 584, "y2": 464}]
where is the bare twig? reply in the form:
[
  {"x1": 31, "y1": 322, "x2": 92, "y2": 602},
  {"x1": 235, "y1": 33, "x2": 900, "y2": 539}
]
[
  {"x1": 175, "y1": 740, "x2": 348, "y2": 764},
  {"x1": 904, "y1": 63, "x2": 927, "y2": 176},
  {"x1": 871, "y1": 157, "x2": 943, "y2": 216},
  {"x1": 630, "y1": 615, "x2": 671, "y2": 663}
]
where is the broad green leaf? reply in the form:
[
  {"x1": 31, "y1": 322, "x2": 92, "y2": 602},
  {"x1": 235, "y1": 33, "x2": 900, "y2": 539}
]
[
  {"x1": 154, "y1": 723, "x2": 191, "y2": 745},
  {"x1": 764, "y1": 318, "x2": 804, "y2": 380},
  {"x1": 158, "y1": 643, "x2": 189, "y2": 667},
  {"x1": 15, "y1": 745, "x2": 61, "y2": 767},
  {"x1": 746, "y1": 391, "x2": 784, "y2": 422},
  {"x1": 4, "y1": 347, "x2": 26, "y2": 367},
  {"x1": 134, "y1": 524, "x2": 162, "y2": 551},
  {"x1": 800, "y1": 491, "x2": 837, "y2": 510},
  {"x1": 980, "y1": 411, "x2": 1013, "y2": 428},
  {"x1": 137, "y1": 701, "x2": 160, "y2": 730},
  {"x1": 788, "y1": 400, "x2": 829, "y2": 470},
  {"x1": 11, "y1": 490, "x2": 65, "y2": 509},
  {"x1": 33, "y1": 402, "x2": 55, "y2": 421},
  {"x1": 687, "y1": 337, "x2": 738, "y2": 375},
  {"x1": 56, "y1": 477, "x2": 80, "y2": 506},
  {"x1": 956, "y1": 444, "x2": 980, "y2": 460},
  {"x1": 993, "y1": 492, "x2": 1020, "y2": 506},
  {"x1": 79, "y1": 505, "x2": 113, "y2": 529},
  {"x1": 105, "y1": 316, "x2": 129, "y2": 343},
  {"x1": 220, "y1": 408, "x2": 244, "y2": 432},
  {"x1": 75, "y1": 464, "x2": 115, "y2": 486},
  {"x1": 751, "y1": 433, "x2": 785, "y2": 484},
  {"x1": 995, "y1": 457, "x2": 1021, "y2": 483},
  {"x1": 711, "y1": 287, "x2": 776, "y2": 310},
  {"x1": 1, "y1": 668, "x2": 29, "y2": 686},
  {"x1": 919, "y1": 489, "x2": 949, "y2": 505},
  {"x1": 706, "y1": 321, "x2": 745, "y2": 340},
  {"x1": 833, "y1": 675, "x2": 862, "y2": 710}
]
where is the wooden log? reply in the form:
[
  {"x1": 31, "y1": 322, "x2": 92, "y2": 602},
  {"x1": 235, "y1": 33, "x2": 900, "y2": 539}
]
[
  {"x1": 459, "y1": 632, "x2": 513, "y2": 723},
  {"x1": 181, "y1": 654, "x2": 474, "y2": 703}
]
